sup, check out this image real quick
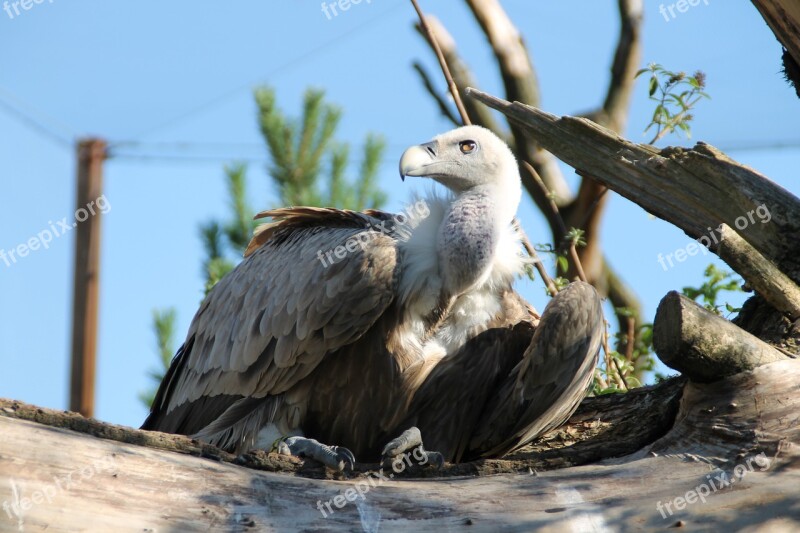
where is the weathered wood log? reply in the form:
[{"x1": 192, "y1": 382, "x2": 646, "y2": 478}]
[
  {"x1": 653, "y1": 291, "x2": 789, "y2": 382},
  {"x1": 715, "y1": 223, "x2": 800, "y2": 320},
  {"x1": 465, "y1": 88, "x2": 800, "y2": 284},
  {"x1": 752, "y1": 0, "x2": 800, "y2": 97},
  {"x1": 2, "y1": 360, "x2": 798, "y2": 531},
  {"x1": 752, "y1": 0, "x2": 800, "y2": 64},
  {"x1": 0, "y1": 376, "x2": 685, "y2": 480}
]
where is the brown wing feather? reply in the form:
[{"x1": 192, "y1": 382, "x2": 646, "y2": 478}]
[
  {"x1": 467, "y1": 281, "x2": 604, "y2": 458},
  {"x1": 398, "y1": 321, "x2": 536, "y2": 462},
  {"x1": 143, "y1": 208, "x2": 399, "y2": 450}
]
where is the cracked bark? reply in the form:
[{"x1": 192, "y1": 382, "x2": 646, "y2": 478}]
[{"x1": 751, "y1": 0, "x2": 800, "y2": 97}]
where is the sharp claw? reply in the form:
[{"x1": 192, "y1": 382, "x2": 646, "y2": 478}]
[
  {"x1": 276, "y1": 440, "x2": 292, "y2": 456},
  {"x1": 334, "y1": 446, "x2": 356, "y2": 472},
  {"x1": 281, "y1": 437, "x2": 357, "y2": 472},
  {"x1": 381, "y1": 427, "x2": 445, "y2": 471},
  {"x1": 381, "y1": 426, "x2": 422, "y2": 458}
]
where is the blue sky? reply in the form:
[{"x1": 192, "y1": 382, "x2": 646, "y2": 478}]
[{"x1": 1, "y1": 1, "x2": 798, "y2": 428}]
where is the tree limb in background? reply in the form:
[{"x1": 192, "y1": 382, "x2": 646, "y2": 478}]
[
  {"x1": 412, "y1": 62, "x2": 461, "y2": 127},
  {"x1": 410, "y1": 0, "x2": 471, "y2": 125},
  {"x1": 601, "y1": 0, "x2": 643, "y2": 132},
  {"x1": 412, "y1": 16, "x2": 505, "y2": 137},
  {"x1": 562, "y1": 0, "x2": 643, "y2": 356},
  {"x1": 465, "y1": 0, "x2": 571, "y2": 210},
  {"x1": 566, "y1": 0, "x2": 642, "y2": 240}
]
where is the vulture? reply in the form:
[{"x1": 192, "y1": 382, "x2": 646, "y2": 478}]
[{"x1": 142, "y1": 125, "x2": 604, "y2": 470}]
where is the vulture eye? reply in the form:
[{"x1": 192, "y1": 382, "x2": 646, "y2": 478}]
[{"x1": 459, "y1": 140, "x2": 477, "y2": 154}]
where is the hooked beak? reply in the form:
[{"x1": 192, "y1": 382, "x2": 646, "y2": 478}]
[{"x1": 399, "y1": 141, "x2": 437, "y2": 181}]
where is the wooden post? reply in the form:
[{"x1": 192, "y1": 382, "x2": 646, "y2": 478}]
[{"x1": 69, "y1": 138, "x2": 106, "y2": 417}]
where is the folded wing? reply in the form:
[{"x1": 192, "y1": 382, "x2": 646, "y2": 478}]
[{"x1": 142, "y1": 208, "x2": 400, "y2": 452}]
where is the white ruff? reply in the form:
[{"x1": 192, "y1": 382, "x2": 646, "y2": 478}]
[{"x1": 396, "y1": 192, "x2": 528, "y2": 359}]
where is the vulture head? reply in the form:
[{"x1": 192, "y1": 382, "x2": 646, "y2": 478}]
[{"x1": 399, "y1": 125, "x2": 522, "y2": 214}]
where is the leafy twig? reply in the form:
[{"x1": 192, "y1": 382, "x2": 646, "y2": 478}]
[
  {"x1": 682, "y1": 264, "x2": 743, "y2": 315},
  {"x1": 635, "y1": 64, "x2": 710, "y2": 144}
]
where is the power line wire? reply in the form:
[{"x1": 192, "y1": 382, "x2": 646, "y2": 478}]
[
  {"x1": 106, "y1": 138, "x2": 800, "y2": 164},
  {"x1": 717, "y1": 141, "x2": 800, "y2": 153},
  {"x1": 108, "y1": 140, "x2": 412, "y2": 153},
  {"x1": 0, "y1": 86, "x2": 76, "y2": 148},
  {"x1": 1, "y1": 2, "x2": 406, "y2": 151},
  {"x1": 110, "y1": 139, "x2": 800, "y2": 154},
  {"x1": 108, "y1": 151, "x2": 399, "y2": 167},
  {"x1": 4, "y1": 78, "x2": 798, "y2": 162}
]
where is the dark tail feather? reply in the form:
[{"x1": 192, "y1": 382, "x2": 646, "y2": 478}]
[{"x1": 141, "y1": 337, "x2": 192, "y2": 431}]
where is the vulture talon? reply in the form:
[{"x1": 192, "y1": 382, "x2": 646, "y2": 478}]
[
  {"x1": 280, "y1": 436, "x2": 356, "y2": 472},
  {"x1": 382, "y1": 427, "x2": 444, "y2": 471},
  {"x1": 333, "y1": 446, "x2": 357, "y2": 472},
  {"x1": 423, "y1": 451, "x2": 445, "y2": 470},
  {"x1": 381, "y1": 426, "x2": 423, "y2": 458}
]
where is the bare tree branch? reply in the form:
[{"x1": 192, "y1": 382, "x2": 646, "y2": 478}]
[
  {"x1": 412, "y1": 62, "x2": 460, "y2": 127},
  {"x1": 564, "y1": 0, "x2": 642, "y2": 269},
  {"x1": 601, "y1": 0, "x2": 643, "y2": 132},
  {"x1": 413, "y1": 16, "x2": 505, "y2": 136},
  {"x1": 464, "y1": 0, "x2": 572, "y2": 208},
  {"x1": 410, "y1": 0, "x2": 471, "y2": 125}
]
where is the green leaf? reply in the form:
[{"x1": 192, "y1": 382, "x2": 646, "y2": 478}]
[
  {"x1": 725, "y1": 303, "x2": 742, "y2": 313},
  {"x1": 648, "y1": 76, "x2": 659, "y2": 96}
]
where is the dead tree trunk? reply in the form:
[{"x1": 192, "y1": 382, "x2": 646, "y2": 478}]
[{"x1": 752, "y1": 0, "x2": 800, "y2": 97}]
